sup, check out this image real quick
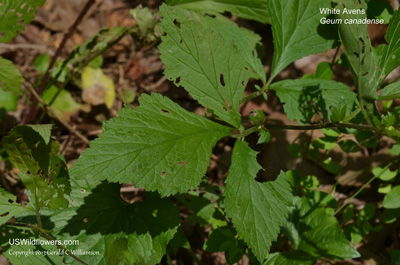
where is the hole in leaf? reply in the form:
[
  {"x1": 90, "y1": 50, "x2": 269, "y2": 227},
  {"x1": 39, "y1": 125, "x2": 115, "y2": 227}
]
[
  {"x1": 205, "y1": 13, "x2": 216, "y2": 18},
  {"x1": 241, "y1": 81, "x2": 245, "y2": 86},
  {"x1": 244, "y1": 67, "x2": 249, "y2": 71},
  {"x1": 162, "y1": 32, "x2": 167, "y2": 37},
  {"x1": 362, "y1": 72, "x2": 369, "y2": 76},
  {"x1": 173, "y1": 19, "x2": 181, "y2": 28},
  {"x1": 220, "y1": 74, "x2": 225, "y2": 87},
  {"x1": 161, "y1": 109, "x2": 170, "y2": 114},
  {"x1": 175, "y1": 77, "x2": 181, "y2": 84},
  {"x1": 83, "y1": 218, "x2": 88, "y2": 223},
  {"x1": 179, "y1": 39, "x2": 183, "y2": 44},
  {"x1": 178, "y1": 161, "x2": 186, "y2": 166},
  {"x1": 80, "y1": 189, "x2": 85, "y2": 193},
  {"x1": 161, "y1": 171, "x2": 166, "y2": 178},
  {"x1": 359, "y1": 37, "x2": 365, "y2": 53},
  {"x1": 20, "y1": 3, "x2": 26, "y2": 9},
  {"x1": 353, "y1": 52, "x2": 359, "y2": 58}
]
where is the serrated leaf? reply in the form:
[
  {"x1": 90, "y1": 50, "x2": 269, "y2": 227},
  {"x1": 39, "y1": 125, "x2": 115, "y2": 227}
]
[
  {"x1": 268, "y1": 0, "x2": 336, "y2": 78},
  {"x1": 379, "y1": 81, "x2": 400, "y2": 100},
  {"x1": 271, "y1": 79, "x2": 357, "y2": 124},
  {"x1": 18, "y1": 182, "x2": 180, "y2": 265},
  {"x1": 0, "y1": 0, "x2": 45, "y2": 43},
  {"x1": 383, "y1": 185, "x2": 400, "y2": 209},
  {"x1": 0, "y1": 187, "x2": 33, "y2": 226},
  {"x1": 166, "y1": 0, "x2": 269, "y2": 24},
  {"x1": 0, "y1": 226, "x2": 63, "y2": 264},
  {"x1": 335, "y1": 0, "x2": 381, "y2": 128},
  {"x1": 3, "y1": 126, "x2": 70, "y2": 210},
  {"x1": 201, "y1": 14, "x2": 266, "y2": 82},
  {"x1": 0, "y1": 57, "x2": 24, "y2": 93},
  {"x1": 70, "y1": 93, "x2": 231, "y2": 196},
  {"x1": 266, "y1": 197, "x2": 360, "y2": 264},
  {"x1": 378, "y1": 10, "x2": 400, "y2": 80},
  {"x1": 224, "y1": 140, "x2": 293, "y2": 262},
  {"x1": 159, "y1": 5, "x2": 253, "y2": 127}
]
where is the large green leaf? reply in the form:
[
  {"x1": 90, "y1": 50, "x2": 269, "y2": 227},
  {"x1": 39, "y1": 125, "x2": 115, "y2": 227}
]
[
  {"x1": 0, "y1": 0, "x2": 46, "y2": 43},
  {"x1": 0, "y1": 57, "x2": 24, "y2": 93},
  {"x1": 270, "y1": 79, "x2": 358, "y2": 124},
  {"x1": 70, "y1": 93, "x2": 231, "y2": 196},
  {"x1": 265, "y1": 197, "x2": 360, "y2": 264},
  {"x1": 159, "y1": 5, "x2": 253, "y2": 127},
  {"x1": 224, "y1": 140, "x2": 293, "y2": 262},
  {"x1": 0, "y1": 188, "x2": 33, "y2": 226},
  {"x1": 17, "y1": 181, "x2": 180, "y2": 265},
  {"x1": 268, "y1": 0, "x2": 336, "y2": 79},
  {"x1": 335, "y1": 0, "x2": 381, "y2": 128},
  {"x1": 166, "y1": 0, "x2": 269, "y2": 24},
  {"x1": 377, "y1": 10, "x2": 400, "y2": 81},
  {"x1": 0, "y1": 226, "x2": 64, "y2": 264}
]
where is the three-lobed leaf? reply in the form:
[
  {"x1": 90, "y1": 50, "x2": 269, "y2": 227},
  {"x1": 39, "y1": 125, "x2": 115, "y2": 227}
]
[
  {"x1": 224, "y1": 140, "x2": 293, "y2": 262},
  {"x1": 268, "y1": 0, "x2": 336, "y2": 79},
  {"x1": 70, "y1": 93, "x2": 231, "y2": 196},
  {"x1": 159, "y1": 5, "x2": 253, "y2": 127},
  {"x1": 166, "y1": 0, "x2": 269, "y2": 24}
]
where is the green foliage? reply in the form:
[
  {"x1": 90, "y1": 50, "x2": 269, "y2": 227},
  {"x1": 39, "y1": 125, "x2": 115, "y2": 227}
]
[
  {"x1": 166, "y1": 0, "x2": 269, "y2": 24},
  {"x1": 271, "y1": 79, "x2": 357, "y2": 124},
  {"x1": 266, "y1": 197, "x2": 360, "y2": 264},
  {"x1": 268, "y1": 0, "x2": 336, "y2": 79},
  {"x1": 159, "y1": 5, "x2": 253, "y2": 127},
  {"x1": 383, "y1": 186, "x2": 400, "y2": 209},
  {"x1": 70, "y1": 93, "x2": 231, "y2": 196},
  {"x1": 224, "y1": 141, "x2": 293, "y2": 262},
  {"x1": 0, "y1": 187, "x2": 33, "y2": 226},
  {"x1": 0, "y1": 57, "x2": 24, "y2": 93},
  {"x1": 0, "y1": 0, "x2": 45, "y2": 43}
]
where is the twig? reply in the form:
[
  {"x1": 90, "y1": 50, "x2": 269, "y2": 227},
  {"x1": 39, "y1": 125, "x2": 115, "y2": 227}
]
[
  {"x1": 5, "y1": 222, "x2": 88, "y2": 265},
  {"x1": 24, "y1": 82, "x2": 90, "y2": 145},
  {"x1": 22, "y1": 0, "x2": 96, "y2": 124},
  {"x1": 0, "y1": 43, "x2": 55, "y2": 56}
]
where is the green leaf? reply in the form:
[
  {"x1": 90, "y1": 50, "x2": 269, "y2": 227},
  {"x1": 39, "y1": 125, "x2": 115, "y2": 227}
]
[
  {"x1": 0, "y1": 57, "x2": 24, "y2": 93},
  {"x1": 166, "y1": 0, "x2": 269, "y2": 24},
  {"x1": 271, "y1": 79, "x2": 357, "y2": 124},
  {"x1": 266, "y1": 197, "x2": 360, "y2": 264},
  {"x1": 379, "y1": 81, "x2": 400, "y2": 100},
  {"x1": 19, "y1": 182, "x2": 180, "y2": 265},
  {"x1": 257, "y1": 129, "x2": 271, "y2": 144},
  {"x1": 335, "y1": 0, "x2": 381, "y2": 129},
  {"x1": 0, "y1": 187, "x2": 33, "y2": 226},
  {"x1": 359, "y1": 204, "x2": 375, "y2": 221},
  {"x1": 42, "y1": 86, "x2": 82, "y2": 120},
  {"x1": 0, "y1": 0, "x2": 45, "y2": 43},
  {"x1": 70, "y1": 93, "x2": 231, "y2": 196},
  {"x1": 383, "y1": 185, "x2": 400, "y2": 209},
  {"x1": 0, "y1": 89, "x2": 17, "y2": 112},
  {"x1": 287, "y1": 143, "x2": 302, "y2": 158},
  {"x1": 268, "y1": 0, "x2": 336, "y2": 78},
  {"x1": 3, "y1": 126, "x2": 70, "y2": 210},
  {"x1": 0, "y1": 226, "x2": 63, "y2": 264},
  {"x1": 204, "y1": 226, "x2": 236, "y2": 252},
  {"x1": 377, "y1": 10, "x2": 400, "y2": 80},
  {"x1": 159, "y1": 5, "x2": 253, "y2": 127},
  {"x1": 367, "y1": 0, "x2": 394, "y2": 24},
  {"x1": 224, "y1": 140, "x2": 293, "y2": 262},
  {"x1": 343, "y1": 205, "x2": 354, "y2": 224},
  {"x1": 315, "y1": 62, "x2": 333, "y2": 80},
  {"x1": 373, "y1": 166, "x2": 398, "y2": 181}
]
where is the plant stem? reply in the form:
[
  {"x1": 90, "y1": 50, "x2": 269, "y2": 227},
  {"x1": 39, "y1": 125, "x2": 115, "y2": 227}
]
[
  {"x1": 331, "y1": 45, "x2": 341, "y2": 65},
  {"x1": 334, "y1": 161, "x2": 396, "y2": 215},
  {"x1": 24, "y1": 81, "x2": 90, "y2": 145},
  {"x1": 265, "y1": 122, "x2": 374, "y2": 131},
  {"x1": 22, "y1": 0, "x2": 96, "y2": 125},
  {"x1": 5, "y1": 222, "x2": 88, "y2": 265},
  {"x1": 240, "y1": 78, "x2": 273, "y2": 104}
]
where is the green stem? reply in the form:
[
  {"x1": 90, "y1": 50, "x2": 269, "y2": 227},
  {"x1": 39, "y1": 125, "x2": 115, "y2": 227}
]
[
  {"x1": 240, "y1": 77, "x2": 273, "y2": 104},
  {"x1": 334, "y1": 161, "x2": 396, "y2": 215},
  {"x1": 265, "y1": 122, "x2": 374, "y2": 131}
]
